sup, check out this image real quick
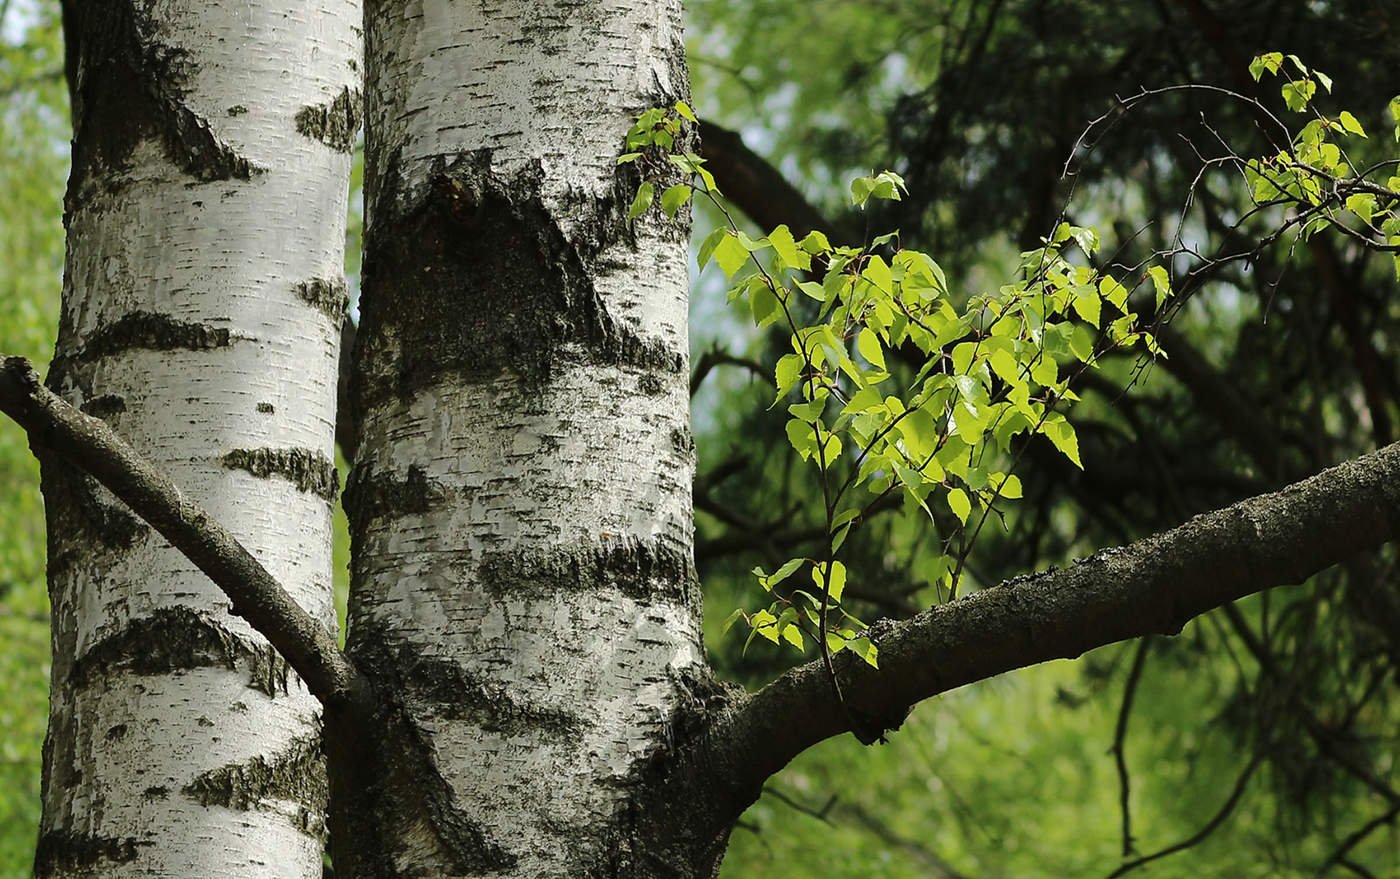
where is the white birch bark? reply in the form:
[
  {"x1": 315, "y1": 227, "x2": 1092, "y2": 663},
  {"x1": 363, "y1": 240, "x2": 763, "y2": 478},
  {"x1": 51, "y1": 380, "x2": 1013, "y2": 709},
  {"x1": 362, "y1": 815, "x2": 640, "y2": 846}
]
[
  {"x1": 343, "y1": 1, "x2": 708, "y2": 874},
  {"x1": 38, "y1": 2, "x2": 359, "y2": 876}
]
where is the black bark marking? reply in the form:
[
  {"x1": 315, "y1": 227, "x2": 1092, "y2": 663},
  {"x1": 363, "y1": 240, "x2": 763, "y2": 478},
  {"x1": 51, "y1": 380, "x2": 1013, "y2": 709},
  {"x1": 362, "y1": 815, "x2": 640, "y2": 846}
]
[
  {"x1": 63, "y1": 0, "x2": 257, "y2": 211},
  {"x1": 257, "y1": 401, "x2": 275, "y2": 414},
  {"x1": 35, "y1": 831, "x2": 144, "y2": 876},
  {"x1": 294, "y1": 276, "x2": 349, "y2": 322},
  {"x1": 295, "y1": 87, "x2": 362, "y2": 153},
  {"x1": 79, "y1": 393, "x2": 126, "y2": 419},
  {"x1": 42, "y1": 462, "x2": 148, "y2": 562},
  {"x1": 329, "y1": 632, "x2": 521, "y2": 875},
  {"x1": 222, "y1": 447, "x2": 339, "y2": 501},
  {"x1": 81, "y1": 310, "x2": 231, "y2": 360},
  {"x1": 343, "y1": 463, "x2": 446, "y2": 531},
  {"x1": 356, "y1": 151, "x2": 684, "y2": 407},
  {"x1": 476, "y1": 535, "x2": 696, "y2": 604},
  {"x1": 351, "y1": 632, "x2": 586, "y2": 738},
  {"x1": 70, "y1": 606, "x2": 293, "y2": 697},
  {"x1": 185, "y1": 733, "x2": 328, "y2": 827}
]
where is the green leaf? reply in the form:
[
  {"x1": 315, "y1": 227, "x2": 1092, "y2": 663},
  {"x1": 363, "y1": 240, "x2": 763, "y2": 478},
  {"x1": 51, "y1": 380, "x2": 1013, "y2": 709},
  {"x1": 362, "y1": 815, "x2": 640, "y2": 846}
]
[
  {"x1": 749, "y1": 283, "x2": 780, "y2": 326},
  {"x1": 660, "y1": 184, "x2": 691, "y2": 218},
  {"x1": 1044, "y1": 417, "x2": 1082, "y2": 469},
  {"x1": 1346, "y1": 193, "x2": 1376, "y2": 225},
  {"x1": 1282, "y1": 79, "x2": 1316, "y2": 113},
  {"x1": 781, "y1": 621, "x2": 805, "y2": 650},
  {"x1": 1099, "y1": 275, "x2": 1128, "y2": 311},
  {"x1": 750, "y1": 609, "x2": 780, "y2": 644},
  {"x1": 775, "y1": 353, "x2": 804, "y2": 399},
  {"x1": 616, "y1": 152, "x2": 642, "y2": 164},
  {"x1": 673, "y1": 100, "x2": 698, "y2": 123},
  {"x1": 720, "y1": 608, "x2": 745, "y2": 634},
  {"x1": 813, "y1": 561, "x2": 847, "y2": 603},
  {"x1": 947, "y1": 487, "x2": 971, "y2": 524},
  {"x1": 857, "y1": 327, "x2": 886, "y2": 370},
  {"x1": 768, "y1": 224, "x2": 808, "y2": 270},
  {"x1": 785, "y1": 419, "x2": 816, "y2": 458},
  {"x1": 863, "y1": 254, "x2": 893, "y2": 294},
  {"x1": 1147, "y1": 265, "x2": 1172, "y2": 310},
  {"x1": 627, "y1": 181, "x2": 654, "y2": 220},
  {"x1": 697, "y1": 227, "x2": 726, "y2": 269},
  {"x1": 997, "y1": 473, "x2": 1023, "y2": 499},
  {"x1": 714, "y1": 232, "x2": 750, "y2": 280},
  {"x1": 763, "y1": 558, "x2": 807, "y2": 590},
  {"x1": 952, "y1": 399, "x2": 984, "y2": 440},
  {"x1": 1071, "y1": 284, "x2": 1101, "y2": 328},
  {"x1": 1338, "y1": 110, "x2": 1367, "y2": 138},
  {"x1": 1250, "y1": 52, "x2": 1283, "y2": 81},
  {"x1": 849, "y1": 637, "x2": 879, "y2": 668},
  {"x1": 800, "y1": 230, "x2": 831, "y2": 254},
  {"x1": 851, "y1": 176, "x2": 875, "y2": 206}
]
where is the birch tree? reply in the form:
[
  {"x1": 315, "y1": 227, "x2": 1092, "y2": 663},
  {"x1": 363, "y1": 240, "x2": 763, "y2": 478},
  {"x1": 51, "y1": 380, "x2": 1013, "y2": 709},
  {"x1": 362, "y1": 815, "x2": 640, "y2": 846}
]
[
  {"x1": 1, "y1": 1, "x2": 1399, "y2": 878},
  {"x1": 27, "y1": 0, "x2": 359, "y2": 875}
]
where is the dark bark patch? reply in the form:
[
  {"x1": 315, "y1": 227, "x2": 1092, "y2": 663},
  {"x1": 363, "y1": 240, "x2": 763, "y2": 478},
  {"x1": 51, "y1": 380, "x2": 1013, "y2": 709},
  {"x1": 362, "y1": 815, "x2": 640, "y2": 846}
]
[
  {"x1": 257, "y1": 401, "x2": 275, "y2": 414},
  {"x1": 356, "y1": 151, "x2": 684, "y2": 406},
  {"x1": 295, "y1": 87, "x2": 363, "y2": 153},
  {"x1": 79, "y1": 393, "x2": 126, "y2": 419},
  {"x1": 143, "y1": 785, "x2": 169, "y2": 800},
  {"x1": 63, "y1": 0, "x2": 256, "y2": 212},
  {"x1": 222, "y1": 447, "x2": 339, "y2": 501},
  {"x1": 351, "y1": 632, "x2": 586, "y2": 738},
  {"x1": 185, "y1": 733, "x2": 328, "y2": 824},
  {"x1": 70, "y1": 606, "x2": 293, "y2": 697},
  {"x1": 35, "y1": 831, "x2": 144, "y2": 876},
  {"x1": 81, "y1": 310, "x2": 230, "y2": 360},
  {"x1": 42, "y1": 462, "x2": 148, "y2": 560},
  {"x1": 294, "y1": 276, "x2": 349, "y2": 322},
  {"x1": 343, "y1": 463, "x2": 446, "y2": 531},
  {"x1": 329, "y1": 632, "x2": 521, "y2": 874},
  {"x1": 475, "y1": 535, "x2": 696, "y2": 603}
]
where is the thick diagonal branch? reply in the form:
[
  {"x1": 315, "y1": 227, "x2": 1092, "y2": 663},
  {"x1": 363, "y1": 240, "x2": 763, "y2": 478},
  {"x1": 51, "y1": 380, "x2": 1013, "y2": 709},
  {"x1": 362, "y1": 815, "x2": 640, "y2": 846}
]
[
  {"x1": 696, "y1": 442, "x2": 1400, "y2": 804},
  {"x1": 0, "y1": 354, "x2": 373, "y2": 718}
]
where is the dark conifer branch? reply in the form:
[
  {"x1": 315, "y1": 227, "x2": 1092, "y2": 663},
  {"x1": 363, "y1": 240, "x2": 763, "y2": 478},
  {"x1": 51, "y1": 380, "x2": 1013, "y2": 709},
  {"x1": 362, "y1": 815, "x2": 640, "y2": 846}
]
[{"x1": 0, "y1": 354, "x2": 373, "y2": 719}]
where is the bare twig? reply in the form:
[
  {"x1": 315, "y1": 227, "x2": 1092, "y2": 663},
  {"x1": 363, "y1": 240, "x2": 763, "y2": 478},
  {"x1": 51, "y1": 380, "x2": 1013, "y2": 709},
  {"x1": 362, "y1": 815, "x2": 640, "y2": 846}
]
[{"x1": 1112, "y1": 638, "x2": 1153, "y2": 857}]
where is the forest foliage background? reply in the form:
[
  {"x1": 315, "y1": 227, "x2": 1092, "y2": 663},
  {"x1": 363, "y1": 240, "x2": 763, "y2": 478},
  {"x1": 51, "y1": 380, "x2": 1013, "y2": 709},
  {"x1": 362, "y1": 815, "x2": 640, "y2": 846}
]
[{"x1": 1, "y1": 1, "x2": 1397, "y2": 876}]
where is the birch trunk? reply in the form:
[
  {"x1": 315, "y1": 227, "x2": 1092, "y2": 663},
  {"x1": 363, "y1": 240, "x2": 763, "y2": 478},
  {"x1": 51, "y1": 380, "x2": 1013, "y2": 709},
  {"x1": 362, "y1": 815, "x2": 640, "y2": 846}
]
[
  {"x1": 38, "y1": 2, "x2": 359, "y2": 875},
  {"x1": 338, "y1": 0, "x2": 724, "y2": 875}
]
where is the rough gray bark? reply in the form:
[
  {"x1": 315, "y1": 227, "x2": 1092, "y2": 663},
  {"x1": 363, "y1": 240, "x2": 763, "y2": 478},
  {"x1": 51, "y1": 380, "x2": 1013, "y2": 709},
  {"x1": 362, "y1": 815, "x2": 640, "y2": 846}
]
[{"x1": 37, "y1": 1, "x2": 359, "y2": 875}]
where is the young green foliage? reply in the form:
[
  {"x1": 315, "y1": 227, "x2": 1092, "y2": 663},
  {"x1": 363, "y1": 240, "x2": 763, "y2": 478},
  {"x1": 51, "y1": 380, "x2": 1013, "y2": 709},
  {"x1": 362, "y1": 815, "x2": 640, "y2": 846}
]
[
  {"x1": 623, "y1": 103, "x2": 1172, "y2": 670},
  {"x1": 1247, "y1": 53, "x2": 1400, "y2": 279}
]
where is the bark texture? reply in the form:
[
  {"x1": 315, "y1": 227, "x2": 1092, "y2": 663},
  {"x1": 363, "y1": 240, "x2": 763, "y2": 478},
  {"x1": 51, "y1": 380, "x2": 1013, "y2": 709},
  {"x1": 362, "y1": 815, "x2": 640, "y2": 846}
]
[
  {"x1": 39, "y1": 2, "x2": 358, "y2": 876},
  {"x1": 339, "y1": 1, "x2": 714, "y2": 875}
]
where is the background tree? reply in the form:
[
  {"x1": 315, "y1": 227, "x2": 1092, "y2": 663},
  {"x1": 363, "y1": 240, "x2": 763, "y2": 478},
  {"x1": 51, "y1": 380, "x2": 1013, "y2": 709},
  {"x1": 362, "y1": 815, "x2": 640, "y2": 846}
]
[{"x1": 0, "y1": 0, "x2": 1397, "y2": 877}]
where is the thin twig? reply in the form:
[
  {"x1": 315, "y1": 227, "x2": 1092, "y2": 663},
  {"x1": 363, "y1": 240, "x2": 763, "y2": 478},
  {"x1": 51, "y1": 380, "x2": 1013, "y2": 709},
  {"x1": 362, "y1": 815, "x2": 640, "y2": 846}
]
[{"x1": 1112, "y1": 638, "x2": 1152, "y2": 857}]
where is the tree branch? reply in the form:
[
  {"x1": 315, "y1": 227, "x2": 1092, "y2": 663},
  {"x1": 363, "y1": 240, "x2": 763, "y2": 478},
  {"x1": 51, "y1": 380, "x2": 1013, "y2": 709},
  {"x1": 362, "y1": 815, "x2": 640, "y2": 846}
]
[
  {"x1": 699, "y1": 119, "x2": 861, "y2": 243},
  {"x1": 0, "y1": 354, "x2": 373, "y2": 719},
  {"x1": 699, "y1": 442, "x2": 1400, "y2": 800}
]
